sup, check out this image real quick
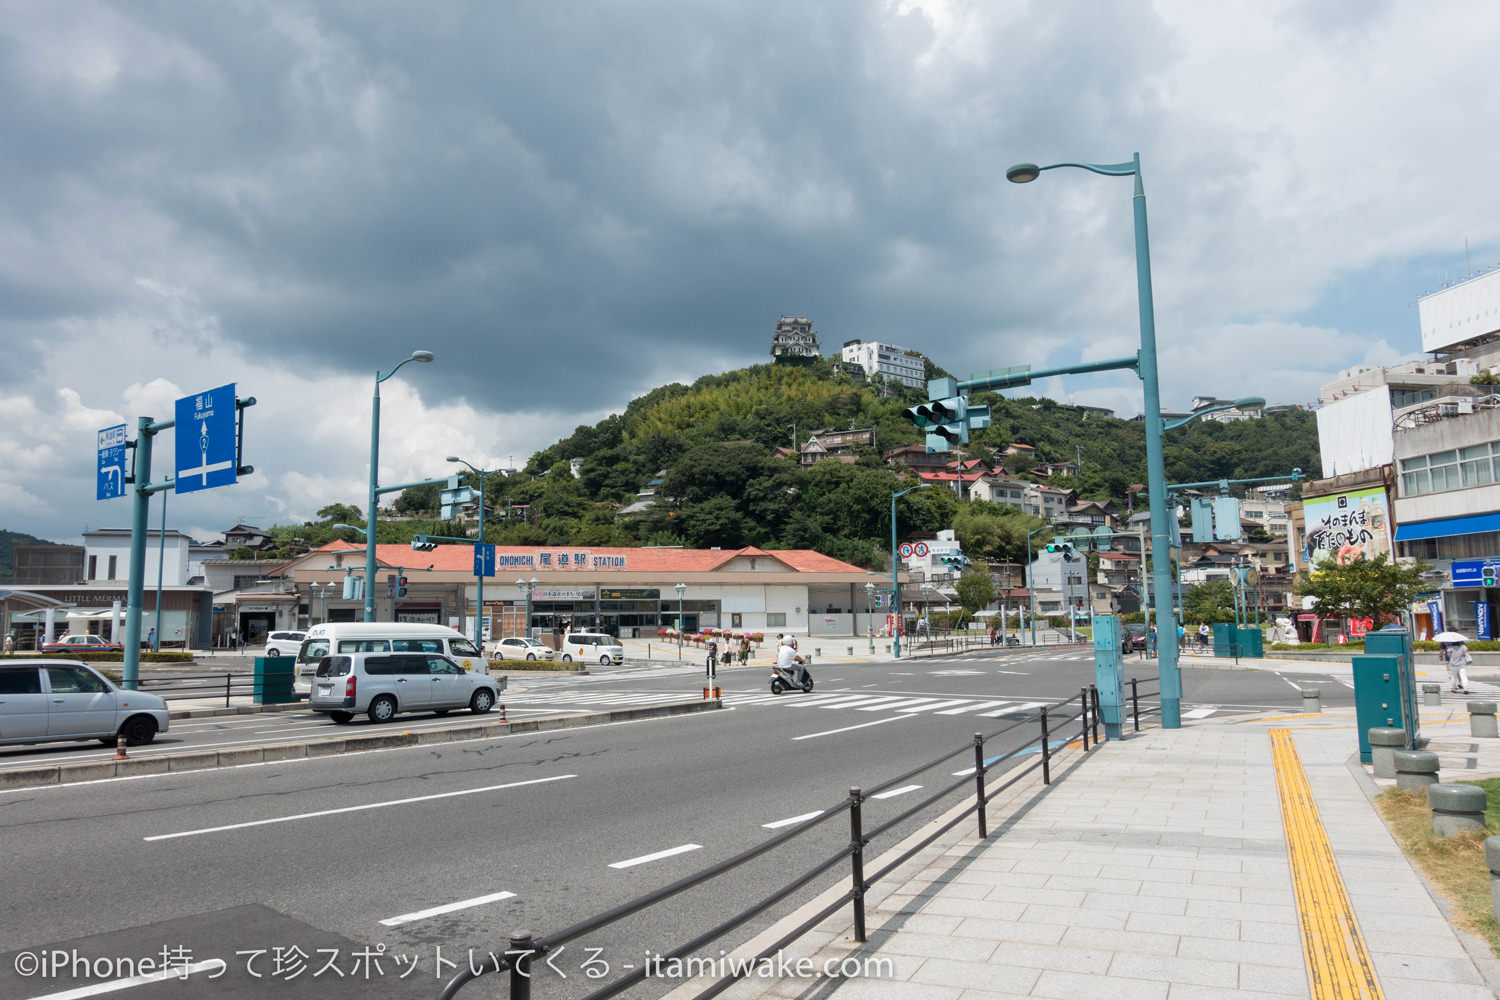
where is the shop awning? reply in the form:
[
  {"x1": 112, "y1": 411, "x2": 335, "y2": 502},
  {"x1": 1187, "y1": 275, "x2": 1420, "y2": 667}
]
[{"x1": 1393, "y1": 511, "x2": 1500, "y2": 542}]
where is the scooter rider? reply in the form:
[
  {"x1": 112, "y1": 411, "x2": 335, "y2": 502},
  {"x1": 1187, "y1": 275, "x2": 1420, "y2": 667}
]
[{"x1": 776, "y1": 636, "x2": 809, "y2": 689}]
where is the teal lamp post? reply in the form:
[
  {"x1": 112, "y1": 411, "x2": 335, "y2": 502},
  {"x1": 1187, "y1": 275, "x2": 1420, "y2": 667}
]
[
  {"x1": 447, "y1": 456, "x2": 492, "y2": 649},
  {"x1": 1025, "y1": 522, "x2": 1050, "y2": 647},
  {"x1": 1006, "y1": 154, "x2": 1182, "y2": 727},
  {"x1": 890, "y1": 482, "x2": 931, "y2": 658},
  {"x1": 364, "y1": 350, "x2": 435, "y2": 621}
]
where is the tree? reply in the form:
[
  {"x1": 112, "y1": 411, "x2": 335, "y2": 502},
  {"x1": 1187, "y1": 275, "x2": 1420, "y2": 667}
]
[
  {"x1": 1183, "y1": 581, "x2": 1236, "y2": 624},
  {"x1": 1293, "y1": 554, "x2": 1430, "y2": 627},
  {"x1": 317, "y1": 502, "x2": 362, "y2": 525},
  {"x1": 954, "y1": 570, "x2": 998, "y2": 628}
]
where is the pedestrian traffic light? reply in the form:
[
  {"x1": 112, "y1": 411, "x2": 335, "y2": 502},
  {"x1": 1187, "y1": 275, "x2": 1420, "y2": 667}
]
[
  {"x1": 396, "y1": 575, "x2": 409, "y2": 598},
  {"x1": 1485, "y1": 563, "x2": 1499, "y2": 587},
  {"x1": 411, "y1": 536, "x2": 438, "y2": 551}
]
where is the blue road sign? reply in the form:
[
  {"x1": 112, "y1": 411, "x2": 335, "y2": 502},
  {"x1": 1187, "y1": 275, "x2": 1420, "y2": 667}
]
[
  {"x1": 96, "y1": 424, "x2": 128, "y2": 500},
  {"x1": 175, "y1": 383, "x2": 238, "y2": 494},
  {"x1": 474, "y1": 543, "x2": 496, "y2": 578}
]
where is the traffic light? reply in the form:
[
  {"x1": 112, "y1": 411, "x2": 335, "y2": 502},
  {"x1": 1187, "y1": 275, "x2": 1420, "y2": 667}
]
[
  {"x1": 1484, "y1": 564, "x2": 1498, "y2": 587},
  {"x1": 411, "y1": 536, "x2": 437, "y2": 551},
  {"x1": 396, "y1": 575, "x2": 409, "y2": 598},
  {"x1": 439, "y1": 475, "x2": 477, "y2": 520},
  {"x1": 1046, "y1": 538, "x2": 1075, "y2": 561},
  {"x1": 900, "y1": 378, "x2": 991, "y2": 454}
]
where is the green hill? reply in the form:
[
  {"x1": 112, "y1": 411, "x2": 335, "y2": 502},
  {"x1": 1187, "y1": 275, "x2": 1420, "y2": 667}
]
[{"x1": 0, "y1": 530, "x2": 61, "y2": 577}]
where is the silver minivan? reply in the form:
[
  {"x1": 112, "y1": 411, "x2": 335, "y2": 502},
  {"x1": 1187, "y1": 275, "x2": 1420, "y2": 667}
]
[
  {"x1": 0, "y1": 659, "x2": 170, "y2": 747},
  {"x1": 308, "y1": 651, "x2": 501, "y2": 724}
]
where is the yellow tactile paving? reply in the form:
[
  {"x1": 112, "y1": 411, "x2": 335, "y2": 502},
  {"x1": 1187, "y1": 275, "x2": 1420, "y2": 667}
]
[{"x1": 1270, "y1": 728, "x2": 1384, "y2": 1000}]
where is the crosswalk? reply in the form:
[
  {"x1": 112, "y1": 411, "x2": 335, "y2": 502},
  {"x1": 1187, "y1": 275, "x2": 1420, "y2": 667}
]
[{"x1": 503, "y1": 688, "x2": 1139, "y2": 720}]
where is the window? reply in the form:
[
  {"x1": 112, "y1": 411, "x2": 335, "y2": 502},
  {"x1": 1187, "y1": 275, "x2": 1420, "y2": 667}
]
[
  {"x1": 426, "y1": 656, "x2": 462, "y2": 674},
  {"x1": 449, "y1": 639, "x2": 481, "y2": 658},
  {"x1": 0, "y1": 669, "x2": 42, "y2": 695},
  {"x1": 338, "y1": 640, "x2": 389, "y2": 653},
  {"x1": 315, "y1": 656, "x2": 351, "y2": 677},
  {"x1": 45, "y1": 667, "x2": 108, "y2": 694},
  {"x1": 107, "y1": 555, "x2": 117, "y2": 579},
  {"x1": 88, "y1": 555, "x2": 97, "y2": 580},
  {"x1": 392, "y1": 639, "x2": 443, "y2": 653},
  {"x1": 1461, "y1": 443, "x2": 1495, "y2": 487},
  {"x1": 1400, "y1": 455, "x2": 1430, "y2": 496},
  {"x1": 767, "y1": 613, "x2": 787, "y2": 627}
]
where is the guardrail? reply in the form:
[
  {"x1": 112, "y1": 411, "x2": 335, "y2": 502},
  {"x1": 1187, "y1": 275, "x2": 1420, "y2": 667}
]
[
  {"x1": 437, "y1": 681, "x2": 1152, "y2": 1000},
  {"x1": 136, "y1": 669, "x2": 300, "y2": 708}
]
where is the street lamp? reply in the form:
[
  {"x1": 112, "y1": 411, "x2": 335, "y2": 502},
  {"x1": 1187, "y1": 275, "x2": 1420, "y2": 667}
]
[
  {"x1": 310, "y1": 582, "x2": 332, "y2": 625},
  {"x1": 674, "y1": 582, "x2": 686, "y2": 659},
  {"x1": 1007, "y1": 154, "x2": 1182, "y2": 727},
  {"x1": 515, "y1": 577, "x2": 538, "y2": 640},
  {"x1": 863, "y1": 581, "x2": 875, "y2": 653},
  {"x1": 890, "y1": 482, "x2": 931, "y2": 659},
  {"x1": 448, "y1": 456, "x2": 492, "y2": 650},
  {"x1": 1025, "y1": 523, "x2": 1049, "y2": 647},
  {"x1": 364, "y1": 350, "x2": 435, "y2": 621}
]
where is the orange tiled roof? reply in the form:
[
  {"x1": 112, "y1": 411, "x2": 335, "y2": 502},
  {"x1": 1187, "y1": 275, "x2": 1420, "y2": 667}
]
[{"x1": 308, "y1": 541, "x2": 865, "y2": 574}]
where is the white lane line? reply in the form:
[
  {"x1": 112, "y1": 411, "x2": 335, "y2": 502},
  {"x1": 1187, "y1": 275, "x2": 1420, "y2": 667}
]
[
  {"x1": 871, "y1": 784, "x2": 922, "y2": 800},
  {"x1": 978, "y1": 701, "x2": 1046, "y2": 717},
  {"x1": 609, "y1": 843, "x2": 702, "y2": 869},
  {"x1": 762, "y1": 810, "x2": 826, "y2": 829},
  {"x1": 937, "y1": 700, "x2": 1011, "y2": 715},
  {"x1": 144, "y1": 774, "x2": 576, "y2": 841},
  {"x1": 792, "y1": 716, "x2": 908, "y2": 741},
  {"x1": 23, "y1": 959, "x2": 227, "y2": 998},
  {"x1": 796, "y1": 695, "x2": 906, "y2": 710},
  {"x1": 1183, "y1": 707, "x2": 1218, "y2": 719},
  {"x1": 380, "y1": 890, "x2": 517, "y2": 927},
  {"x1": 899, "y1": 699, "x2": 975, "y2": 713},
  {"x1": 857, "y1": 698, "x2": 940, "y2": 712}
]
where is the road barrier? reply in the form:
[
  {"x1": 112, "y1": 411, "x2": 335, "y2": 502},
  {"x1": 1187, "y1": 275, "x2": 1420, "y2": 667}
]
[{"x1": 438, "y1": 677, "x2": 1166, "y2": 1000}]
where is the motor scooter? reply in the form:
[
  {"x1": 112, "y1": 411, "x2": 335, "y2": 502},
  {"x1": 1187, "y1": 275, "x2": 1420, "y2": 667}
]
[{"x1": 770, "y1": 655, "x2": 813, "y2": 694}]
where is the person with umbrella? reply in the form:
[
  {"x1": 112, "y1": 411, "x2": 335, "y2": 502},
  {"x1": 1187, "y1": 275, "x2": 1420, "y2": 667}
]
[{"x1": 1437, "y1": 631, "x2": 1473, "y2": 694}]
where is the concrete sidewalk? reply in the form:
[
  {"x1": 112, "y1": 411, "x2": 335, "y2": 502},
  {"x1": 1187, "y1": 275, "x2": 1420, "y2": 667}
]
[{"x1": 737, "y1": 697, "x2": 1500, "y2": 1000}]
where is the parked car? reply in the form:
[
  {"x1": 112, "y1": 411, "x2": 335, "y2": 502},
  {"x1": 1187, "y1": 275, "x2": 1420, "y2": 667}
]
[
  {"x1": 308, "y1": 650, "x2": 501, "y2": 724},
  {"x1": 559, "y1": 632, "x2": 625, "y2": 665},
  {"x1": 490, "y1": 636, "x2": 553, "y2": 661},
  {"x1": 0, "y1": 659, "x2": 169, "y2": 747},
  {"x1": 1123, "y1": 623, "x2": 1149, "y2": 651},
  {"x1": 264, "y1": 630, "x2": 306, "y2": 658},
  {"x1": 40, "y1": 634, "x2": 124, "y2": 654}
]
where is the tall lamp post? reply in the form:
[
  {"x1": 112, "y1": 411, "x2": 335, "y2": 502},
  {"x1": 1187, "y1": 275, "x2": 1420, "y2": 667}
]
[
  {"x1": 447, "y1": 456, "x2": 492, "y2": 649},
  {"x1": 1025, "y1": 523, "x2": 1050, "y2": 647},
  {"x1": 863, "y1": 581, "x2": 875, "y2": 653},
  {"x1": 364, "y1": 350, "x2": 435, "y2": 621},
  {"x1": 674, "y1": 582, "x2": 686, "y2": 659},
  {"x1": 310, "y1": 582, "x2": 331, "y2": 625},
  {"x1": 890, "y1": 482, "x2": 931, "y2": 659},
  {"x1": 1007, "y1": 154, "x2": 1181, "y2": 727},
  {"x1": 515, "y1": 577, "x2": 538, "y2": 639}
]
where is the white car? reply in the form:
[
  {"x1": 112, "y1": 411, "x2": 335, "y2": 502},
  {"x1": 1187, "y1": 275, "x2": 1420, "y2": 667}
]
[
  {"x1": 0, "y1": 659, "x2": 169, "y2": 747},
  {"x1": 490, "y1": 637, "x2": 554, "y2": 661},
  {"x1": 264, "y1": 630, "x2": 307, "y2": 658},
  {"x1": 559, "y1": 633, "x2": 624, "y2": 665}
]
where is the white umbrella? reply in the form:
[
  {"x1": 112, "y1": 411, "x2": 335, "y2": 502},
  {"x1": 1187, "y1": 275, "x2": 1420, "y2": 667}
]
[{"x1": 1434, "y1": 631, "x2": 1469, "y2": 643}]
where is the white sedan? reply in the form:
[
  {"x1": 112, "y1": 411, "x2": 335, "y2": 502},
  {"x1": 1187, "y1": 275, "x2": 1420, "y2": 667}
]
[{"x1": 489, "y1": 637, "x2": 554, "y2": 661}]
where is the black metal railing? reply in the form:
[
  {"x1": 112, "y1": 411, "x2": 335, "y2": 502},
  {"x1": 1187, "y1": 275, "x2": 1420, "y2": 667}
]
[
  {"x1": 1126, "y1": 675, "x2": 1161, "y2": 732},
  {"x1": 909, "y1": 632, "x2": 1090, "y2": 658},
  {"x1": 439, "y1": 684, "x2": 1136, "y2": 1000},
  {"x1": 135, "y1": 668, "x2": 301, "y2": 708}
]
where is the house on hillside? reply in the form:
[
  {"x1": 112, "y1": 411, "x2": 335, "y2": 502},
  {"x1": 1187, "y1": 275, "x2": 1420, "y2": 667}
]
[
  {"x1": 1032, "y1": 460, "x2": 1079, "y2": 478},
  {"x1": 885, "y1": 443, "x2": 951, "y2": 474},
  {"x1": 223, "y1": 524, "x2": 274, "y2": 553},
  {"x1": 799, "y1": 427, "x2": 876, "y2": 467}
]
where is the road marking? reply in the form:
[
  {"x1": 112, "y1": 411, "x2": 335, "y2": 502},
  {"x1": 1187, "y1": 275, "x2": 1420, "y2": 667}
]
[
  {"x1": 763, "y1": 810, "x2": 826, "y2": 829},
  {"x1": 380, "y1": 890, "x2": 517, "y2": 927},
  {"x1": 871, "y1": 784, "x2": 922, "y2": 799},
  {"x1": 936, "y1": 700, "x2": 1011, "y2": 715},
  {"x1": 1183, "y1": 707, "x2": 1219, "y2": 719},
  {"x1": 1270, "y1": 728, "x2": 1385, "y2": 1000},
  {"x1": 898, "y1": 699, "x2": 975, "y2": 713},
  {"x1": 792, "y1": 716, "x2": 907, "y2": 741},
  {"x1": 144, "y1": 774, "x2": 576, "y2": 841},
  {"x1": 858, "y1": 698, "x2": 941, "y2": 712},
  {"x1": 23, "y1": 959, "x2": 227, "y2": 998},
  {"x1": 793, "y1": 695, "x2": 905, "y2": 710},
  {"x1": 609, "y1": 843, "x2": 702, "y2": 869}
]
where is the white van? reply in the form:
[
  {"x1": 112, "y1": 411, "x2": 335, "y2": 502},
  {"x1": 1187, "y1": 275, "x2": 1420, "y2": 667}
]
[
  {"x1": 559, "y1": 632, "x2": 625, "y2": 665},
  {"x1": 295, "y1": 623, "x2": 487, "y2": 679}
]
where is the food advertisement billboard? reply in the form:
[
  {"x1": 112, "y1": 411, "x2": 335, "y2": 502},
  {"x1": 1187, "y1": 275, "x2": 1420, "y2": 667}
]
[{"x1": 1301, "y1": 487, "x2": 1393, "y2": 568}]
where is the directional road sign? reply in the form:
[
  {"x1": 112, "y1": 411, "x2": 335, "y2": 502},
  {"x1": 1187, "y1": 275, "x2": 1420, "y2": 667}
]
[
  {"x1": 474, "y1": 543, "x2": 496, "y2": 578},
  {"x1": 175, "y1": 383, "x2": 238, "y2": 494},
  {"x1": 96, "y1": 424, "x2": 128, "y2": 500}
]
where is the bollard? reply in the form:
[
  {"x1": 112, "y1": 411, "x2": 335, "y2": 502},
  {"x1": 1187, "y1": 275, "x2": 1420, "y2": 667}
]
[
  {"x1": 113, "y1": 734, "x2": 128, "y2": 760},
  {"x1": 1487, "y1": 838, "x2": 1500, "y2": 921},
  {"x1": 1367, "y1": 727, "x2": 1407, "y2": 779},
  {"x1": 1422, "y1": 683, "x2": 1442, "y2": 707},
  {"x1": 498, "y1": 703, "x2": 506, "y2": 722},
  {"x1": 1393, "y1": 749, "x2": 1441, "y2": 791},
  {"x1": 1429, "y1": 783, "x2": 1487, "y2": 837},
  {"x1": 847, "y1": 646, "x2": 853, "y2": 656},
  {"x1": 1470, "y1": 701, "x2": 1499, "y2": 739},
  {"x1": 1301, "y1": 688, "x2": 1321, "y2": 714}
]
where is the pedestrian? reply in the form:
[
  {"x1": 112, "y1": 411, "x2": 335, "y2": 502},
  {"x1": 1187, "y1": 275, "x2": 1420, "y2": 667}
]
[
  {"x1": 146, "y1": 627, "x2": 156, "y2": 652},
  {"x1": 1444, "y1": 640, "x2": 1473, "y2": 694},
  {"x1": 706, "y1": 637, "x2": 718, "y2": 679},
  {"x1": 229, "y1": 628, "x2": 238, "y2": 651},
  {"x1": 738, "y1": 635, "x2": 751, "y2": 665},
  {"x1": 2, "y1": 633, "x2": 12, "y2": 655},
  {"x1": 1147, "y1": 625, "x2": 1157, "y2": 659},
  {"x1": 1198, "y1": 621, "x2": 1210, "y2": 648},
  {"x1": 1178, "y1": 623, "x2": 1186, "y2": 649}
]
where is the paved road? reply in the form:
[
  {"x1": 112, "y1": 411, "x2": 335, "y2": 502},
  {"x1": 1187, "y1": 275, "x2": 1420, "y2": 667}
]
[{"x1": 0, "y1": 651, "x2": 1334, "y2": 1000}]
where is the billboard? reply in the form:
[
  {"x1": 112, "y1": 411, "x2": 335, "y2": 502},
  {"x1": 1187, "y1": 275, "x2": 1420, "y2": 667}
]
[
  {"x1": 1316, "y1": 386, "x2": 1393, "y2": 478},
  {"x1": 1419, "y1": 269, "x2": 1500, "y2": 354},
  {"x1": 1301, "y1": 487, "x2": 1393, "y2": 568}
]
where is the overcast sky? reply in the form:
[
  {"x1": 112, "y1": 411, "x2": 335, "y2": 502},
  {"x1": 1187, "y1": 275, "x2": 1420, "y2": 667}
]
[{"x1": 3, "y1": 0, "x2": 1496, "y2": 546}]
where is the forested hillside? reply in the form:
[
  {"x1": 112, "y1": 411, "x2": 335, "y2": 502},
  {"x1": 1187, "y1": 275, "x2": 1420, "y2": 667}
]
[{"x1": 0, "y1": 530, "x2": 59, "y2": 577}]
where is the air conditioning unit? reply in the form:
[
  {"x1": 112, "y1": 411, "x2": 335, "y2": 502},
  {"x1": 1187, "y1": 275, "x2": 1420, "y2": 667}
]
[{"x1": 1458, "y1": 398, "x2": 1475, "y2": 414}]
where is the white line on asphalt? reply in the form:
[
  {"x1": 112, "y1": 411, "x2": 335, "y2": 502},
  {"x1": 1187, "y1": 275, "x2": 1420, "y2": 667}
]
[
  {"x1": 762, "y1": 810, "x2": 826, "y2": 829},
  {"x1": 792, "y1": 716, "x2": 907, "y2": 741},
  {"x1": 1183, "y1": 707, "x2": 1218, "y2": 719},
  {"x1": 795, "y1": 695, "x2": 907, "y2": 710},
  {"x1": 857, "y1": 698, "x2": 940, "y2": 712},
  {"x1": 935, "y1": 700, "x2": 1011, "y2": 715},
  {"x1": 379, "y1": 890, "x2": 517, "y2": 927},
  {"x1": 898, "y1": 699, "x2": 974, "y2": 713},
  {"x1": 23, "y1": 959, "x2": 227, "y2": 998},
  {"x1": 871, "y1": 784, "x2": 922, "y2": 799},
  {"x1": 609, "y1": 843, "x2": 702, "y2": 869},
  {"x1": 144, "y1": 774, "x2": 576, "y2": 841}
]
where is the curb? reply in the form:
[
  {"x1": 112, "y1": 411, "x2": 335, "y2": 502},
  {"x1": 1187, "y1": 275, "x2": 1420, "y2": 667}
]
[{"x1": 0, "y1": 699, "x2": 721, "y2": 790}]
